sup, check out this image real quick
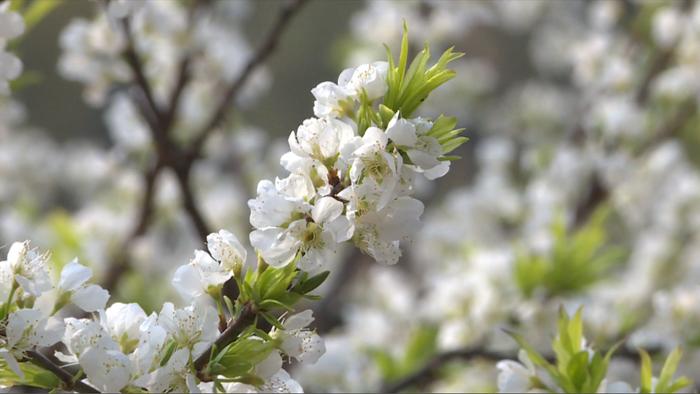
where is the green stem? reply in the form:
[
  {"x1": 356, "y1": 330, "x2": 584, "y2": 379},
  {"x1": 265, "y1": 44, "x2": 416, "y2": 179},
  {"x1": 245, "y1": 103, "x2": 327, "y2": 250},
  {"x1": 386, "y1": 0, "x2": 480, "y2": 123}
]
[{"x1": 1, "y1": 281, "x2": 18, "y2": 319}]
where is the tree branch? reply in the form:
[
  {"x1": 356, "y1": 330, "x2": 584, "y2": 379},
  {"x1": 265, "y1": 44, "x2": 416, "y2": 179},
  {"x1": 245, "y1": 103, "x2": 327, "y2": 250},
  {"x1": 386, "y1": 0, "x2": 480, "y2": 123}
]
[
  {"x1": 188, "y1": 0, "x2": 308, "y2": 156},
  {"x1": 381, "y1": 345, "x2": 658, "y2": 393},
  {"x1": 173, "y1": 164, "x2": 210, "y2": 244},
  {"x1": 102, "y1": 161, "x2": 161, "y2": 292},
  {"x1": 162, "y1": 56, "x2": 192, "y2": 131},
  {"x1": 193, "y1": 302, "x2": 257, "y2": 377},
  {"x1": 120, "y1": 18, "x2": 167, "y2": 142},
  {"x1": 101, "y1": 0, "x2": 307, "y2": 293},
  {"x1": 26, "y1": 350, "x2": 99, "y2": 393},
  {"x1": 381, "y1": 347, "x2": 509, "y2": 393},
  {"x1": 573, "y1": 20, "x2": 688, "y2": 228}
]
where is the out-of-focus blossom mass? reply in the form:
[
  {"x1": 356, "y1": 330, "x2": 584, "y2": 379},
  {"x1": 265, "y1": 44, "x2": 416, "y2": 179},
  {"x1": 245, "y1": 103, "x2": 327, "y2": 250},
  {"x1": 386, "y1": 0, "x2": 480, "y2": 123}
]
[{"x1": 1, "y1": 0, "x2": 700, "y2": 393}]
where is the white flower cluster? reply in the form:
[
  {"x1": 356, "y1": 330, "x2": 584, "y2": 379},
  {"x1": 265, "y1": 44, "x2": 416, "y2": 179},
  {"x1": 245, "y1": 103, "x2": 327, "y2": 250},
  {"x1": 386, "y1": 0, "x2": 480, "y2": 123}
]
[
  {"x1": 0, "y1": 4, "x2": 466, "y2": 386},
  {"x1": 0, "y1": 241, "x2": 108, "y2": 377},
  {"x1": 0, "y1": 0, "x2": 279, "y2": 288},
  {"x1": 0, "y1": 2, "x2": 24, "y2": 94},
  {"x1": 248, "y1": 58, "x2": 466, "y2": 269},
  {"x1": 292, "y1": 1, "x2": 700, "y2": 392},
  {"x1": 0, "y1": 231, "x2": 321, "y2": 393}
]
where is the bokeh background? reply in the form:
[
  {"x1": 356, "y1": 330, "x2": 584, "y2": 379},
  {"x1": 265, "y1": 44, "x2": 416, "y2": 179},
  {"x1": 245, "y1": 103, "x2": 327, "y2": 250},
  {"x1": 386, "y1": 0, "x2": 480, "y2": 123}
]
[{"x1": 4, "y1": 0, "x2": 700, "y2": 392}]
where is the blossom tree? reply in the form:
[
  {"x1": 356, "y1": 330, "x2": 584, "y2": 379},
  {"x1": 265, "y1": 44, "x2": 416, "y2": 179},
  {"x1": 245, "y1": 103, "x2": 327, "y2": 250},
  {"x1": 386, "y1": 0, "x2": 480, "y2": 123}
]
[
  {"x1": 0, "y1": 0, "x2": 471, "y2": 391},
  {"x1": 2, "y1": 0, "x2": 700, "y2": 393}
]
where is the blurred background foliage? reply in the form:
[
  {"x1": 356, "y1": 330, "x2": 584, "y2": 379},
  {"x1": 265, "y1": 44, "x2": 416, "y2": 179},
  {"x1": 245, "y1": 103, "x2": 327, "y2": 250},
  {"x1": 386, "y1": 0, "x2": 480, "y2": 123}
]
[{"x1": 14, "y1": 0, "x2": 362, "y2": 144}]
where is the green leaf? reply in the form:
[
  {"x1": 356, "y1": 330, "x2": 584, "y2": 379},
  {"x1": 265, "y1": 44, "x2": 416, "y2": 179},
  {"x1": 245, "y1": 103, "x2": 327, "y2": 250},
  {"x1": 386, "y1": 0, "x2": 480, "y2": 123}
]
[
  {"x1": 8, "y1": 70, "x2": 42, "y2": 91},
  {"x1": 569, "y1": 308, "x2": 584, "y2": 353},
  {"x1": 292, "y1": 270, "x2": 330, "y2": 295},
  {"x1": 256, "y1": 262, "x2": 298, "y2": 303},
  {"x1": 587, "y1": 352, "x2": 608, "y2": 393},
  {"x1": 215, "y1": 336, "x2": 275, "y2": 379},
  {"x1": 566, "y1": 351, "x2": 590, "y2": 391},
  {"x1": 259, "y1": 298, "x2": 294, "y2": 312},
  {"x1": 514, "y1": 207, "x2": 626, "y2": 298},
  {"x1": 9, "y1": 0, "x2": 27, "y2": 12},
  {"x1": 401, "y1": 326, "x2": 438, "y2": 374},
  {"x1": 378, "y1": 104, "x2": 396, "y2": 127},
  {"x1": 441, "y1": 136, "x2": 469, "y2": 154},
  {"x1": 639, "y1": 349, "x2": 653, "y2": 394},
  {"x1": 159, "y1": 340, "x2": 178, "y2": 367},
  {"x1": 0, "y1": 359, "x2": 60, "y2": 390},
  {"x1": 667, "y1": 377, "x2": 692, "y2": 393},
  {"x1": 656, "y1": 347, "x2": 684, "y2": 393},
  {"x1": 223, "y1": 295, "x2": 235, "y2": 316},
  {"x1": 22, "y1": 0, "x2": 62, "y2": 32},
  {"x1": 370, "y1": 349, "x2": 400, "y2": 382},
  {"x1": 228, "y1": 373, "x2": 265, "y2": 387},
  {"x1": 259, "y1": 311, "x2": 284, "y2": 330},
  {"x1": 383, "y1": 24, "x2": 464, "y2": 118},
  {"x1": 505, "y1": 330, "x2": 559, "y2": 379}
]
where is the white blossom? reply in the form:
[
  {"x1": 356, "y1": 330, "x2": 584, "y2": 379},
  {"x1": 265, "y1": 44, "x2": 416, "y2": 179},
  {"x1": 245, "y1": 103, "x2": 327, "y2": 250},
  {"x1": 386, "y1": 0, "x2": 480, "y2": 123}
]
[
  {"x1": 57, "y1": 259, "x2": 109, "y2": 312},
  {"x1": 272, "y1": 310, "x2": 326, "y2": 365}
]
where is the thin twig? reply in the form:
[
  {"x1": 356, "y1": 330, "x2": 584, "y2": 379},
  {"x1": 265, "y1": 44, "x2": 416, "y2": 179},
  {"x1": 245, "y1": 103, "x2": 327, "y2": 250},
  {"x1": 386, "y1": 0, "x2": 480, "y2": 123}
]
[
  {"x1": 381, "y1": 348, "x2": 509, "y2": 393},
  {"x1": 101, "y1": 0, "x2": 307, "y2": 303},
  {"x1": 188, "y1": 0, "x2": 308, "y2": 157},
  {"x1": 193, "y1": 303, "x2": 257, "y2": 376},
  {"x1": 102, "y1": 161, "x2": 161, "y2": 292},
  {"x1": 634, "y1": 0, "x2": 692, "y2": 101},
  {"x1": 173, "y1": 164, "x2": 210, "y2": 244},
  {"x1": 162, "y1": 56, "x2": 192, "y2": 131},
  {"x1": 120, "y1": 19, "x2": 166, "y2": 141},
  {"x1": 636, "y1": 98, "x2": 696, "y2": 155},
  {"x1": 573, "y1": 19, "x2": 688, "y2": 228},
  {"x1": 26, "y1": 350, "x2": 99, "y2": 393}
]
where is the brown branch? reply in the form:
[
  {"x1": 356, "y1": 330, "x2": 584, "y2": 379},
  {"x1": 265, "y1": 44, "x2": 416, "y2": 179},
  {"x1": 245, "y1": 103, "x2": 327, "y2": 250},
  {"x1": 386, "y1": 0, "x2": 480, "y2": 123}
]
[
  {"x1": 572, "y1": 172, "x2": 609, "y2": 228},
  {"x1": 102, "y1": 161, "x2": 161, "y2": 292},
  {"x1": 173, "y1": 164, "x2": 210, "y2": 244},
  {"x1": 573, "y1": 23, "x2": 689, "y2": 229},
  {"x1": 188, "y1": 0, "x2": 308, "y2": 157},
  {"x1": 381, "y1": 348, "x2": 510, "y2": 393},
  {"x1": 636, "y1": 98, "x2": 696, "y2": 155},
  {"x1": 162, "y1": 56, "x2": 192, "y2": 131},
  {"x1": 120, "y1": 18, "x2": 166, "y2": 141},
  {"x1": 381, "y1": 345, "x2": 659, "y2": 393},
  {"x1": 193, "y1": 303, "x2": 257, "y2": 376},
  {"x1": 101, "y1": 0, "x2": 307, "y2": 292},
  {"x1": 573, "y1": 98, "x2": 696, "y2": 229},
  {"x1": 635, "y1": 48, "x2": 674, "y2": 105},
  {"x1": 26, "y1": 350, "x2": 99, "y2": 393}
]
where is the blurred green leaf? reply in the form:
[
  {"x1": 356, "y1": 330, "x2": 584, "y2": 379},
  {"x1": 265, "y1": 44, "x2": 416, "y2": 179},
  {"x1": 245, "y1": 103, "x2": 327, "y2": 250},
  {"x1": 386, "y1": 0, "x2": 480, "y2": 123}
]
[
  {"x1": 22, "y1": 0, "x2": 62, "y2": 32},
  {"x1": 515, "y1": 207, "x2": 626, "y2": 298},
  {"x1": 0, "y1": 359, "x2": 60, "y2": 390}
]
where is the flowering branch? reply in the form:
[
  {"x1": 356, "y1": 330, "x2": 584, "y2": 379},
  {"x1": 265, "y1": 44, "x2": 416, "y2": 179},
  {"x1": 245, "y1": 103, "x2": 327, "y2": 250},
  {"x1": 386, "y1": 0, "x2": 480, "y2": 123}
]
[
  {"x1": 26, "y1": 350, "x2": 99, "y2": 393},
  {"x1": 193, "y1": 302, "x2": 257, "y2": 375},
  {"x1": 100, "y1": 0, "x2": 308, "y2": 292},
  {"x1": 0, "y1": 6, "x2": 469, "y2": 392}
]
